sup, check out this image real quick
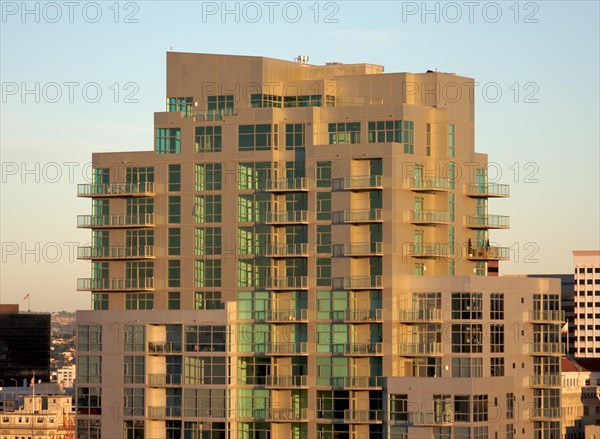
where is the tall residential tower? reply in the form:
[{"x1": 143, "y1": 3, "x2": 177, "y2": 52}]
[{"x1": 76, "y1": 53, "x2": 562, "y2": 439}]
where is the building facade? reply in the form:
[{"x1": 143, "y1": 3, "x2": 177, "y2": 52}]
[
  {"x1": 561, "y1": 357, "x2": 600, "y2": 439},
  {"x1": 75, "y1": 52, "x2": 562, "y2": 439},
  {"x1": 573, "y1": 251, "x2": 600, "y2": 358}
]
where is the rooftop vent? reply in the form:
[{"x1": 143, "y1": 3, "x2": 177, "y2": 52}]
[{"x1": 295, "y1": 55, "x2": 309, "y2": 64}]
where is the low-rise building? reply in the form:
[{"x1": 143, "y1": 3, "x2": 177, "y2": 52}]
[{"x1": 562, "y1": 357, "x2": 600, "y2": 439}]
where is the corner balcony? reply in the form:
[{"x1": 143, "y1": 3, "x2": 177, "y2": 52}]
[
  {"x1": 343, "y1": 342, "x2": 383, "y2": 356},
  {"x1": 343, "y1": 409, "x2": 383, "y2": 424},
  {"x1": 529, "y1": 310, "x2": 565, "y2": 323},
  {"x1": 398, "y1": 309, "x2": 442, "y2": 323},
  {"x1": 266, "y1": 210, "x2": 308, "y2": 224},
  {"x1": 529, "y1": 343, "x2": 565, "y2": 356},
  {"x1": 530, "y1": 408, "x2": 562, "y2": 421},
  {"x1": 408, "y1": 178, "x2": 450, "y2": 193},
  {"x1": 410, "y1": 411, "x2": 453, "y2": 426},
  {"x1": 77, "y1": 182, "x2": 154, "y2": 197},
  {"x1": 77, "y1": 245, "x2": 154, "y2": 260},
  {"x1": 265, "y1": 375, "x2": 308, "y2": 388},
  {"x1": 77, "y1": 277, "x2": 154, "y2": 292},
  {"x1": 529, "y1": 375, "x2": 561, "y2": 388},
  {"x1": 466, "y1": 215, "x2": 510, "y2": 229},
  {"x1": 77, "y1": 214, "x2": 154, "y2": 228},
  {"x1": 343, "y1": 276, "x2": 383, "y2": 290},
  {"x1": 265, "y1": 308, "x2": 308, "y2": 323},
  {"x1": 343, "y1": 209, "x2": 382, "y2": 223},
  {"x1": 398, "y1": 342, "x2": 442, "y2": 356},
  {"x1": 343, "y1": 175, "x2": 383, "y2": 190},
  {"x1": 330, "y1": 376, "x2": 384, "y2": 390},
  {"x1": 465, "y1": 183, "x2": 510, "y2": 198},
  {"x1": 267, "y1": 342, "x2": 308, "y2": 355},
  {"x1": 344, "y1": 242, "x2": 383, "y2": 256},
  {"x1": 266, "y1": 276, "x2": 308, "y2": 290},
  {"x1": 466, "y1": 246, "x2": 510, "y2": 261},
  {"x1": 265, "y1": 178, "x2": 308, "y2": 192},
  {"x1": 265, "y1": 243, "x2": 308, "y2": 258},
  {"x1": 407, "y1": 210, "x2": 451, "y2": 226},
  {"x1": 406, "y1": 243, "x2": 450, "y2": 259}
]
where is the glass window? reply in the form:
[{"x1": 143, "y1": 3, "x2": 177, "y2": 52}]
[
  {"x1": 168, "y1": 164, "x2": 181, "y2": 191},
  {"x1": 195, "y1": 163, "x2": 222, "y2": 191},
  {"x1": 285, "y1": 123, "x2": 305, "y2": 150},
  {"x1": 168, "y1": 196, "x2": 181, "y2": 223},
  {"x1": 329, "y1": 122, "x2": 361, "y2": 144},
  {"x1": 194, "y1": 195, "x2": 222, "y2": 223},
  {"x1": 168, "y1": 228, "x2": 180, "y2": 256},
  {"x1": 156, "y1": 128, "x2": 181, "y2": 154},
  {"x1": 195, "y1": 126, "x2": 222, "y2": 153}
]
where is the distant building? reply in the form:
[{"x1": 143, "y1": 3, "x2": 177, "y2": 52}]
[
  {"x1": 55, "y1": 365, "x2": 76, "y2": 389},
  {"x1": 561, "y1": 357, "x2": 600, "y2": 438},
  {"x1": 0, "y1": 305, "x2": 51, "y2": 384},
  {"x1": 573, "y1": 251, "x2": 600, "y2": 357}
]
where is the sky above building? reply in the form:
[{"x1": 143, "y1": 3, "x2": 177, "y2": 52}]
[{"x1": 1, "y1": 1, "x2": 598, "y2": 311}]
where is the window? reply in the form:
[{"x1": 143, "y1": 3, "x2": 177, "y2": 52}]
[
  {"x1": 491, "y1": 357, "x2": 504, "y2": 377},
  {"x1": 77, "y1": 387, "x2": 102, "y2": 415},
  {"x1": 473, "y1": 395, "x2": 488, "y2": 422},
  {"x1": 91, "y1": 293, "x2": 108, "y2": 310},
  {"x1": 448, "y1": 124, "x2": 455, "y2": 157},
  {"x1": 124, "y1": 325, "x2": 145, "y2": 352},
  {"x1": 168, "y1": 260, "x2": 181, "y2": 288},
  {"x1": 194, "y1": 259, "x2": 221, "y2": 287},
  {"x1": 238, "y1": 162, "x2": 273, "y2": 190},
  {"x1": 389, "y1": 394, "x2": 408, "y2": 422},
  {"x1": 451, "y1": 357, "x2": 482, "y2": 377},
  {"x1": 239, "y1": 124, "x2": 278, "y2": 151},
  {"x1": 207, "y1": 94, "x2": 234, "y2": 113},
  {"x1": 78, "y1": 356, "x2": 102, "y2": 384},
  {"x1": 251, "y1": 93, "x2": 283, "y2": 108},
  {"x1": 168, "y1": 164, "x2": 181, "y2": 191},
  {"x1": 316, "y1": 161, "x2": 332, "y2": 187},
  {"x1": 368, "y1": 120, "x2": 402, "y2": 143},
  {"x1": 490, "y1": 324, "x2": 504, "y2": 353},
  {"x1": 452, "y1": 292, "x2": 483, "y2": 319},
  {"x1": 168, "y1": 291, "x2": 180, "y2": 310},
  {"x1": 195, "y1": 227, "x2": 222, "y2": 255},
  {"x1": 490, "y1": 293, "x2": 504, "y2": 319},
  {"x1": 168, "y1": 228, "x2": 180, "y2": 256},
  {"x1": 78, "y1": 325, "x2": 102, "y2": 351},
  {"x1": 195, "y1": 163, "x2": 222, "y2": 191},
  {"x1": 317, "y1": 225, "x2": 332, "y2": 254},
  {"x1": 285, "y1": 123, "x2": 305, "y2": 149},
  {"x1": 426, "y1": 123, "x2": 431, "y2": 156},
  {"x1": 194, "y1": 195, "x2": 222, "y2": 223},
  {"x1": 168, "y1": 196, "x2": 181, "y2": 223},
  {"x1": 123, "y1": 420, "x2": 144, "y2": 438},
  {"x1": 195, "y1": 126, "x2": 222, "y2": 152},
  {"x1": 184, "y1": 325, "x2": 226, "y2": 352},
  {"x1": 506, "y1": 393, "x2": 514, "y2": 419},
  {"x1": 452, "y1": 324, "x2": 483, "y2": 353},
  {"x1": 238, "y1": 357, "x2": 271, "y2": 385},
  {"x1": 317, "y1": 258, "x2": 332, "y2": 287},
  {"x1": 284, "y1": 94, "x2": 322, "y2": 107},
  {"x1": 316, "y1": 192, "x2": 332, "y2": 221},
  {"x1": 125, "y1": 293, "x2": 154, "y2": 310},
  {"x1": 167, "y1": 96, "x2": 193, "y2": 115},
  {"x1": 329, "y1": 122, "x2": 360, "y2": 144},
  {"x1": 185, "y1": 356, "x2": 226, "y2": 385},
  {"x1": 156, "y1": 128, "x2": 181, "y2": 154},
  {"x1": 123, "y1": 356, "x2": 144, "y2": 384},
  {"x1": 454, "y1": 395, "x2": 470, "y2": 422}
]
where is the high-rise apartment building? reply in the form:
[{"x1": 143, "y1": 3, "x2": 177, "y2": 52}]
[
  {"x1": 75, "y1": 53, "x2": 562, "y2": 439},
  {"x1": 573, "y1": 250, "x2": 600, "y2": 358}
]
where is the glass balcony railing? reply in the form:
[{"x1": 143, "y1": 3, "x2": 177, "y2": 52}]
[
  {"x1": 529, "y1": 310, "x2": 565, "y2": 323},
  {"x1": 344, "y1": 276, "x2": 383, "y2": 289},
  {"x1": 408, "y1": 178, "x2": 451, "y2": 192},
  {"x1": 398, "y1": 342, "x2": 442, "y2": 356},
  {"x1": 77, "y1": 245, "x2": 154, "y2": 260},
  {"x1": 265, "y1": 243, "x2": 308, "y2": 257},
  {"x1": 466, "y1": 214, "x2": 510, "y2": 229},
  {"x1": 267, "y1": 342, "x2": 308, "y2": 355},
  {"x1": 408, "y1": 210, "x2": 451, "y2": 225},
  {"x1": 77, "y1": 182, "x2": 154, "y2": 197},
  {"x1": 265, "y1": 178, "x2": 308, "y2": 192},
  {"x1": 76, "y1": 277, "x2": 154, "y2": 291},
  {"x1": 529, "y1": 375, "x2": 561, "y2": 388},
  {"x1": 465, "y1": 183, "x2": 510, "y2": 198},
  {"x1": 530, "y1": 408, "x2": 562, "y2": 420},
  {"x1": 77, "y1": 214, "x2": 154, "y2": 228},
  {"x1": 265, "y1": 375, "x2": 308, "y2": 388},
  {"x1": 343, "y1": 175, "x2": 383, "y2": 190},
  {"x1": 147, "y1": 406, "x2": 181, "y2": 419},
  {"x1": 330, "y1": 376, "x2": 384, "y2": 389},
  {"x1": 343, "y1": 209, "x2": 382, "y2": 223},
  {"x1": 344, "y1": 342, "x2": 383, "y2": 356},
  {"x1": 266, "y1": 210, "x2": 308, "y2": 224},
  {"x1": 147, "y1": 374, "x2": 182, "y2": 387},
  {"x1": 266, "y1": 276, "x2": 308, "y2": 290},
  {"x1": 398, "y1": 309, "x2": 442, "y2": 322},
  {"x1": 467, "y1": 246, "x2": 510, "y2": 261},
  {"x1": 344, "y1": 242, "x2": 383, "y2": 256},
  {"x1": 529, "y1": 343, "x2": 565, "y2": 356},
  {"x1": 343, "y1": 409, "x2": 383, "y2": 423},
  {"x1": 265, "y1": 309, "x2": 308, "y2": 322}
]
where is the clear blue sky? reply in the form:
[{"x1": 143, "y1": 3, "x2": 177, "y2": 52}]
[{"x1": 1, "y1": 1, "x2": 598, "y2": 311}]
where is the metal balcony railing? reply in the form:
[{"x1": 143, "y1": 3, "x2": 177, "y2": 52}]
[
  {"x1": 467, "y1": 246, "x2": 510, "y2": 261},
  {"x1": 344, "y1": 242, "x2": 383, "y2": 256},
  {"x1": 343, "y1": 209, "x2": 383, "y2": 223},
  {"x1": 398, "y1": 342, "x2": 442, "y2": 356},
  {"x1": 265, "y1": 243, "x2": 309, "y2": 257},
  {"x1": 466, "y1": 214, "x2": 510, "y2": 229},
  {"x1": 77, "y1": 214, "x2": 154, "y2": 228},
  {"x1": 528, "y1": 310, "x2": 565, "y2": 323},
  {"x1": 77, "y1": 277, "x2": 154, "y2": 291},
  {"x1": 398, "y1": 309, "x2": 442, "y2": 322},
  {"x1": 529, "y1": 343, "x2": 565, "y2": 356},
  {"x1": 344, "y1": 276, "x2": 383, "y2": 289},
  {"x1": 408, "y1": 210, "x2": 451, "y2": 225},
  {"x1": 77, "y1": 182, "x2": 154, "y2": 197},
  {"x1": 465, "y1": 183, "x2": 510, "y2": 198},
  {"x1": 343, "y1": 175, "x2": 383, "y2": 190},
  {"x1": 266, "y1": 210, "x2": 308, "y2": 224},
  {"x1": 77, "y1": 245, "x2": 154, "y2": 260},
  {"x1": 408, "y1": 178, "x2": 451, "y2": 192},
  {"x1": 265, "y1": 178, "x2": 308, "y2": 191}
]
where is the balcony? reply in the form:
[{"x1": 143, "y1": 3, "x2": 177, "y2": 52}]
[
  {"x1": 467, "y1": 246, "x2": 510, "y2": 261},
  {"x1": 398, "y1": 342, "x2": 442, "y2": 356},
  {"x1": 344, "y1": 276, "x2": 383, "y2": 290},
  {"x1": 147, "y1": 406, "x2": 181, "y2": 419},
  {"x1": 344, "y1": 342, "x2": 383, "y2": 356},
  {"x1": 530, "y1": 408, "x2": 562, "y2": 420},
  {"x1": 410, "y1": 411, "x2": 453, "y2": 426},
  {"x1": 266, "y1": 210, "x2": 308, "y2": 224},
  {"x1": 330, "y1": 376, "x2": 384, "y2": 389},
  {"x1": 344, "y1": 242, "x2": 383, "y2": 256},
  {"x1": 265, "y1": 375, "x2": 308, "y2": 388},
  {"x1": 407, "y1": 210, "x2": 451, "y2": 226},
  {"x1": 529, "y1": 375, "x2": 561, "y2": 388},
  {"x1": 77, "y1": 182, "x2": 154, "y2": 197},
  {"x1": 77, "y1": 245, "x2": 154, "y2": 260},
  {"x1": 343, "y1": 209, "x2": 382, "y2": 223},
  {"x1": 147, "y1": 374, "x2": 182, "y2": 387},
  {"x1": 529, "y1": 310, "x2": 565, "y2": 323},
  {"x1": 466, "y1": 215, "x2": 510, "y2": 229},
  {"x1": 76, "y1": 277, "x2": 154, "y2": 292},
  {"x1": 266, "y1": 178, "x2": 308, "y2": 192},
  {"x1": 343, "y1": 309, "x2": 383, "y2": 322},
  {"x1": 408, "y1": 178, "x2": 450, "y2": 192},
  {"x1": 265, "y1": 243, "x2": 308, "y2": 257},
  {"x1": 529, "y1": 343, "x2": 565, "y2": 356},
  {"x1": 265, "y1": 308, "x2": 308, "y2": 322},
  {"x1": 406, "y1": 243, "x2": 450, "y2": 259},
  {"x1": 344, "y1": 409, "x2": 383, "y2": 423},
  {"x1": 77, "y1": 214, "x2": 154, "y2": 228},
  {"x1": 266, "y1": 276, "x2": 308, "y2": 290},
  {"x1": 398, "y1": 309, "x2": 442, "y2": 323},
  {"x1": 268, "y1": 408, "x2": 308, "y2": 422},
  {"x1": 465, "y1": 183, "x2": 510, "y2": 198},
  {"x1": 148, "y1": 342, "x2": 181, "y2": 354},
  {"x1": 343, "y1": 175, "x2": 383, "y2": 190},
  {"x1": 193, "y1": 108, "x2": 238, "y2": 121},
  {"x1": 267, "y1": 342, "x2": 308, "y2": 355}
]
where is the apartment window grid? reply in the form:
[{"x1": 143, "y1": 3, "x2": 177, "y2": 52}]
[
  {"x1": 426, "y1": 122, "x2": 431, "y2": 156},
  {"x1": 168, "y1": 260, "x2": 181, "y2": 288},
  {"x1": 195, "y1": 163, "x2": 222, "y2": 191},
  {"x1": 156, "y1": 128, "x2": 181, "y2": 154},
  {"x1": 491, "y1": 357, "x2": 505, "y2": 377},
  {"x1": 184, "y1": 325, "x2": 226, "y2": 352},
  {"x1": 195, "y1": 126, "x2": 222, "y2": 153},
  {"x1": 250, "y1": 93, "x2": 282, "y2": 108},
  {"x1": 207, "y1": 94, "x2": 234, "y2": 113},
  {"x1": 123, "y1": 356, "x2": 144, "y2": 384},
  {"x1": 285, "y1": 123, "x2": 305, "y2": 150},
  {"x1": 168, "y1": 291, "x2": 181, "y2": 310},
  {"x1": 506, "y1": 393, "x2": 514, "y2": 419},
  {"x1": 124, "y1": 325, "x2": 145, "y2": 352},
  {"x1": 184, "y1": 356, "x2": 226, "y2": 385},
  {"x1": 452, "y1": 292, "x2": 483, "y2": 319},
  {"x1": 316, "y1": 192, "x2": 332, "y2": 221},
  {"x1": 490, "y1": 293, "x2": 504, "y2": 319},
  {"x1": 166, "y1": 96, "x2": 193, "y2": 115},
  {"x1": 194, "y1": 195, "x2": 222, "y2": 223},
  {"x1": 168, "y1": 228, "x2": 181, "y2": 256},
  {"x1": 91, "y1": 293, "x2": 108, "y2": 310},
  {"x1": 239, "y1": 124, "x2": 278, "y2": 151},
  {"x1": 316, "y1": 225, "x2": 332, "y2": 254},
  {"x1": 168, "y1": 196, "x2": 181, "y2": 223},
  {"x1": 77, "y1": 355, "x2": 102, "y2": 384},
  {"x1": 194, "y1": 259, "x2": 222, "y2": 287},
  {"x1": 78, "y1": 325, "x2": 102, "y2": 351},
  {"x1": 168, "y1": 164, "x2": 181, "y2": 191},
  {"x1": 389, "y1": 394, "x2": 408, "y2": 422},
  {"x1": 452, "y1": 324, "x2": 483, "y2": 353},
  {"x1": 473, "y1": 395, "x2": 488, "y2": 422},
  {"x1": 126, "y1": 166, "x2": 154, "y2": 184},
  {"x1": 328, "y1": 122, "x2": 361, "y2": 144},
  {"x1": 125, "y1": 293, "x2": 154, "y2": 310},
  {"x1": 284, "y1": 94, "x2": 322, "y2": 107},
  {"x1": 195, "y1": 227, "x2": 222, "y2": 255},
  {"x1": 451, "y1": 357, "x2": 483, "y2": 377},
  {"x1": 123, "y1": 388, "x2": 145, "y2": 417},
  {"x1": 490, "y1": 324, "x2": 505, "y2": 353},
  {"x1": 316, "y1": 161, "x2": 333, "y2": 188}
]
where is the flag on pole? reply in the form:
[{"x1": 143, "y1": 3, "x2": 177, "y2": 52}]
[
  {"x1": 561, "y1": 322, "x2": 569, "y2": 334},
  {"x1": 23, "y1": 293, "x2": 30, "y2": 300}
]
